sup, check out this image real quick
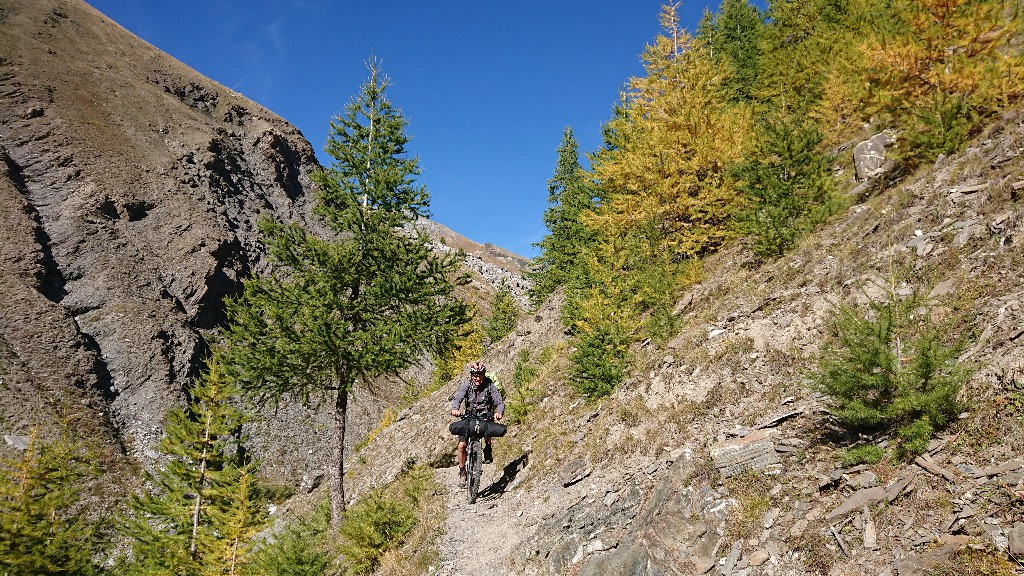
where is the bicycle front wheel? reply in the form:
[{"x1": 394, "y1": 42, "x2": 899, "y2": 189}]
[{"x1": 467, "y1": 437, "x2": 482, "y2": 504}]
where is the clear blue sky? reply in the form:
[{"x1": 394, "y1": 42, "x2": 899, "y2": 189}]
[{"x1": 86, "y1": 1, "x2": 717, "y2": 257}]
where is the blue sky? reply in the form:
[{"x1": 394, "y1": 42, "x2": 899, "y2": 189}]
[{"x1": 86, "y1": 1, "x2": 717, "y2": 257}]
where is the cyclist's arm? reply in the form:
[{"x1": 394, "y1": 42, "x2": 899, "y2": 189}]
[{"x1": 450, "y1": 381, "x2": 470, "y2": 415}]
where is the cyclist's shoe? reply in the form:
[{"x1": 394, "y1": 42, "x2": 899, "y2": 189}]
[
  {"x1": 483, "y1": 444, "x2": 493, "y2": 464},
  {"x1": 458, "y1": 467, "x2": 467, "y2": 487}
]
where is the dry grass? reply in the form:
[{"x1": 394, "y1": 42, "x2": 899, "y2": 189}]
[
  {"x1": 371, "y1": 465, "x2": 447, "y2": 576},
  {"x1": 925, "y1": 546, "x2": 1018, "y2": 576},
  {"x1": 721, "y1": 470, "x2": 774, "y2": 541},
  {"x1": 794, "y1": 528, "x2": 838, "y2": 575}
]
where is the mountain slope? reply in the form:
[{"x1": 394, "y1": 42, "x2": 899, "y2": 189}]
[
  {"x1": 348, "y1": 114, "x2": 1024, "y2": 575},
  {"x1": 0, "y1": 0, "x2": 320, "y2": 463},
  {"x1": 0, "y1": 0, "x2": 527, "y2": 488}
]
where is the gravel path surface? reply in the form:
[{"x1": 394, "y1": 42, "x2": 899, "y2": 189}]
[{"x1": 434, "y1": 461, "x2": 534, "y2": 576}]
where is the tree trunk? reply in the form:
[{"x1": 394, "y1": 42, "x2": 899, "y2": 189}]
[
  {"x1": 329, "y1": 379, "x2": 349, "y2": 529},
  {"x1": 190, "y1": 411, "x2": 212, "y2": 559}
]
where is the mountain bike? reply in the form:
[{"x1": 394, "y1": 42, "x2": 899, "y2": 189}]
[{"x1": 460, "y1": 412, "x2": 488, "y2": 504}]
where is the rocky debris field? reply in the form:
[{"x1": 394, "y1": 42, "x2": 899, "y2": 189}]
[{"x1": 347, "y1": 110, "x2": 1024, "y2": 575}]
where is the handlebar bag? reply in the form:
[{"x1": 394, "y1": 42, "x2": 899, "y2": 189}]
[
  {"x1": 448, "y1": 418, "x2": 507, "y2": 438},
  {"x1": 485, "y1": 421, "x2": 507, "y2": 438}
]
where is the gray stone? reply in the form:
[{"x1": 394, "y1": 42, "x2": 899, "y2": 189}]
[
  {"x1": 885, "y1": 471, "x2": 917, "y2": 502},
  {"x1": 1008, "y1": 522, "x2": 1024, "y2": 557},
  {"x1": 848, "y1": 470, "x2": 878, "y2": 489},
  {"x1": 299, "y1": 472, "x2": 324, "y2": 494},
  {"x1": 854, "y1": 132, "x2": 896, "y2": 180},
  {"x1": 863, "y1": 506, "x2": 878, "y2": 549},
  {"x1": 827, "y1": 487, "x2": 886, "y2": 520},
  {"x1": 575, "y1": 411, "x2": 599, "y2": 428},
  {"x1": 748, "y1": 550, "x2": 770, "y2": 567},
  {"x1": 578, "y1": 542, "x2": 664, "y2": 576},
  {"x1": 723, "y1": 541, "x2": 742, "y2": 573},
  {"x1": 895, "y1": 545, "x2": 955, "y2": 576},
  {"x1": 692, "y1": 556, "x2": 716, "y2": 574},
  {"x1": 788, "y1": 519, "x2": 808, "y2": 540},
  {"x1": 968, "y1": 459, "x2": 1023, "y2": 478},
  {"x1": 560, "y1": 458, "x2": 592, "y2": 487},
  {"x1": 929, "y1": 280, "x2": 956, "y2": 298},
  {"x1": 3, "y1": 435, "x2": 31, "y2": 450},
  {"x1": 710, "y1": 429, "x2": 781, "y2": 478}
]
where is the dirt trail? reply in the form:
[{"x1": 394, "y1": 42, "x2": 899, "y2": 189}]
[{"x1": 433, "y1": 457, "x2": 536, "y2": 576}]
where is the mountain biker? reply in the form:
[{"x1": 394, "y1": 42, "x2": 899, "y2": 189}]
[{"x1": 449, "y1": 361, "x2": 505, "y2": 486}]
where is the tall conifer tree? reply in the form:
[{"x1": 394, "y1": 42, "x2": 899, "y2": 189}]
[
  {"x1": 220, "y1": 59, "x2": 470, "y2": 526},
  {"x1": 485, "y1": 278, "x2": 520, "y2": 343},
  {"x1": 698, "y1": 0, "x2": 765, "y2": 102},
  {"x1": 589, "y1": 4, "x2": 748, "y2": 262},
  {"x1": 529, "y1": 127, "x2": 597, "y2": 306}
]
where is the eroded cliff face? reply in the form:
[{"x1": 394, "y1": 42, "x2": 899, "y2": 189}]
[
  {"x1": 0, "y1": 0, "x2": 527, "y2": 488},
  {"x1": 0, "y1": 0, "x2": 320, "y2": 463}
]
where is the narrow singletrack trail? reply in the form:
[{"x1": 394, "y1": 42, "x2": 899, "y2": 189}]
[{"x1": 433, "y1": 455, "x2": 534, "y2": 576}]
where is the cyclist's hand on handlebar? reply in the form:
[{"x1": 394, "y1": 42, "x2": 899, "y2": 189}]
[
  {"x1": 494, "y1": 413, "x2": 503, "y2": 421},
  {"x1": 451, "y1": 409, "x2": 461, "y2": 417}
]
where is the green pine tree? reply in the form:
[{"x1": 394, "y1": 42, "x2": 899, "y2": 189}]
[
  {"x1": 205, "y1": 467, "x2": 265, "y2": 576},
  {"x1": 121, "y1": 357, "x2": 266, "y2": 576},
  {"x1": 529, "y1": 126, "x2": 598, "y2": 307},
  {"x1": 247, "y1": 503, "x2": 336, "y2": 576},
  {"x1": 220, "y1": 58, "x2": 470, "y2": 527},
  {"x1": 0, "y1": 430, "x2": 104, "y2": 576},
  {"x1": 485, "y1": 279, "x2": 520, "y2": 343},
  {"x1": 698, "y1": 0, "x2": 765, "y2": 102},
  {"x1": 813, "y1": 290, "x2": 973, "y2": 456},
  {"x1": 732, "y1": 113, "x2": 839, "y2": 258}
]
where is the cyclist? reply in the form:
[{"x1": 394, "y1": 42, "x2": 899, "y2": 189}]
[{"x1": 449, "y1": 361, "x2": 505, "y2": 486}]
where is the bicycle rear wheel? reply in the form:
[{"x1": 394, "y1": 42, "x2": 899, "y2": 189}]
[{"x1": 467, "y1": 437, "x2": 482, "y2": 504}]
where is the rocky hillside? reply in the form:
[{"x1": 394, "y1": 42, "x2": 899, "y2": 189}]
[
  {"x1": 0, "y1": 0, "x2": 526, "y2": 487},
  {"x1": 346, "y1": 113, "x2": 1024, "y2": 575}
]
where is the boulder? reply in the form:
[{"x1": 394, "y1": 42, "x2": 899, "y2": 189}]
[{"x1": 854, "y1": 132, "x2": 896, "y2": 180}]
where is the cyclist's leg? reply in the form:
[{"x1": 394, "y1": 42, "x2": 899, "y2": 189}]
[{"x1": 483, "y1": 435, "x2": 493, "y2": 463}]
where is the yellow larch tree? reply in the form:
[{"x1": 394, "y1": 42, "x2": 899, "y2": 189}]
[{"x1": 589, "y1": 3, "x2": 750, "y2": 262}]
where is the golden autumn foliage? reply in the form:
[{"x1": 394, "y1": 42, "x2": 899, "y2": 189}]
[
  {"x1": 819, "y1": 0, "x2": 1024, "y2": 147},
  {"x1": 589, "y1": 4, "x2": 751, "y2": 261},
  {"x1": 537, "y1": 0, "x2": 1024, "y2": 398},
  {"x1": 862, "y1": 0, "x2": 1023, "y2": 115}
]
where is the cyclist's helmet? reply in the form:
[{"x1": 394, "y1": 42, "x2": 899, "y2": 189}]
[{"x1": 469, "y1": 361, "x2": 486, "y2": 375}]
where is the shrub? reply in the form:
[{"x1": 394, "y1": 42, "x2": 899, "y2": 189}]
[
  {"x1": 484, "y1": 279, "x2": 520, "y2": 343},
  {"x1": 895, "y1": 418, "x2": 934, "y2": 459},
  {"x1": 506, "y1": 349, "x2": 542, "y2": 424},
  {"x1": 337, "y1": 464, "x2": 436, "y2": 575},
  {"x1": 569, "y1": 294, "x2": 632, "y2": 399},
  {"x1": 812, "y1": 291, "x2": 973, "y2": 457},
  {"x1": 251, "y1": 466, "x2": 439, "y2": 576},
  {"x1": 899, "y1": 95, "x2": 977, "y2": 169},
  {"x1": 0, "y1": 430, "x2": 105, "y2": 576},
  {"x1": 338, "y1": 493, "x2": 416, "y2": 575},
  {"x1": 248, "y1": 502, "x2": 337, "y2": 576},
  {"x1": 732, "y1": 113, "x2": 839, "y2": 259},
  {"x1": 428, "y1": 320, "x2": 485, "y2": 394},
  {"x1": 840, "y1": 444, "x2": 885, "y2": 467}
]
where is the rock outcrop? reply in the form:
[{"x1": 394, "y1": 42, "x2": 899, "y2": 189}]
[{"x1": 0, "y1": 0, "x2": 526, "y2": 487}]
